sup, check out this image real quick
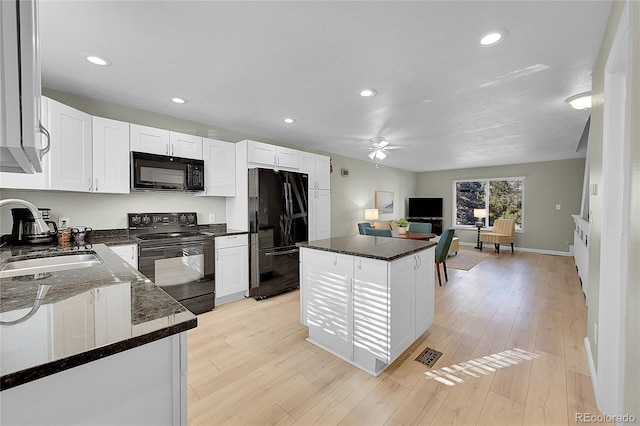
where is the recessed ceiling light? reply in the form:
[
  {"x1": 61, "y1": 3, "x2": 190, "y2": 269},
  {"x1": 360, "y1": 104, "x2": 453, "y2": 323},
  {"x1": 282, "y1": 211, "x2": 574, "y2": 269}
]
[
  {"x1": 171, "y1": 97, "x2": 188, "y2": 104},
  {"x1": 283, "y1": 118, "x2": 296, "y2": 124},
  {"x1": 360, "y1": 89, "x2": 377, "y2": 97},
  {"x1": 566, "y1": 92, "x2": 592, "y2": 110},
  {"x1": 86, "y1": 55, "x2": 112, "y2": 66},
  {"x1": 479, "y1": 30, "x2": 508, "y2": 46}
]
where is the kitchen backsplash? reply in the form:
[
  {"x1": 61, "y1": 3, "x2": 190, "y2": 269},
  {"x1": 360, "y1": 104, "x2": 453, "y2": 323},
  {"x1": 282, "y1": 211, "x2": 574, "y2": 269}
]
[{"x1": 0, "y1": 189, "x2": 226, "y2": 234}]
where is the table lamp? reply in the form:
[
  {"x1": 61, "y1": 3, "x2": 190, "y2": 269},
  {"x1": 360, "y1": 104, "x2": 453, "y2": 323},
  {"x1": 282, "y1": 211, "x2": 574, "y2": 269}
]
[
  {"x1": 364, "y1": 209, "x2": 379, "y2": 221},
  {"x1": 473, "y1": 208, "x2": 486, "y2": 249}
]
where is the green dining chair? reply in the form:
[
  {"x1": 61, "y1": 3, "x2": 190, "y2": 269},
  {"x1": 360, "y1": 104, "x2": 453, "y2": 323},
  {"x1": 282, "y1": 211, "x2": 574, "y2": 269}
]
[
  {"x1": 363, "y1": 227, "x2": 392, "y2": 237},
  {"x1": 409, "y1": 222, "x2": 432, "y2": 233},
  {"x1": 435, "y1": 227, "x2": 456, "y2": 286}
]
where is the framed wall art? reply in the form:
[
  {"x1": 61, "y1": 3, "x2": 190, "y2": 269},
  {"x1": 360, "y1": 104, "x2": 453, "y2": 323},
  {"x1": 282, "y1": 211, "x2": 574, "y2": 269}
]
[{"x1": 375, "y1": 191, "x2": 394, "y2": 213}]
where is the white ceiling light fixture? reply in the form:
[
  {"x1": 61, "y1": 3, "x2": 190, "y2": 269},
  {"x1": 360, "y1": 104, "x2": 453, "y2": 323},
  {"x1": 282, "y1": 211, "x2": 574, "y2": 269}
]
[
  {"x1": 171, "y1": 97, "x2": 188, "y2": 104},
  {"x1": 86, "y1": 55, "x2": 112, "y2": 66},
  {"x1": 479, "y1": 30, "x2": 508, "y2": 46},
  {"x1": 566, "y1": 92, "x2": 592, "y2": 110},
  {"x1": 283, "y1": 118, "x2": 296, "y2": 124},
  {"x1": 360, "y1": 89, "x2": 377, "y2": 97}
]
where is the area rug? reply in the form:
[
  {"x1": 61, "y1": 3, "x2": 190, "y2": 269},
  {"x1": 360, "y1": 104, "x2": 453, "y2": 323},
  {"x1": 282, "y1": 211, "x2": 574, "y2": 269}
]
[{"x1": 446, "y1": 248, "x2": 490, "y2": 271}]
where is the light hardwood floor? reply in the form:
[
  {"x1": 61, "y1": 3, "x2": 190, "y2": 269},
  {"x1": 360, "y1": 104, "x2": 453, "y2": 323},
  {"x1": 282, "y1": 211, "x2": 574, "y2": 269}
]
[{"x1": 187, "y1": 247, "x2": 608, "y2": 425}]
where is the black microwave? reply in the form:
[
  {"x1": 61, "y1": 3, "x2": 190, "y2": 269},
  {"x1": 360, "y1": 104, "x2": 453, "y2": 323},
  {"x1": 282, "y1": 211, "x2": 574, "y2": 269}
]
[{"x1": 131, "y1": 151, "x2": 205, "y2": 192}]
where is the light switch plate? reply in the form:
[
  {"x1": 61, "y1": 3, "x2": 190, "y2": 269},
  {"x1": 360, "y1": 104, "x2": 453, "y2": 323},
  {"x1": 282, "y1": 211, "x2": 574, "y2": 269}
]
[
  {"x1": 208, "y1": 213, "x2": 216, "y2": 223},
  {"x1": 59, "y1": 217, "x2": 70, "y2": 227},
  {"x1": 555, "y1": 204, "x2": 561, "y2": 210}
]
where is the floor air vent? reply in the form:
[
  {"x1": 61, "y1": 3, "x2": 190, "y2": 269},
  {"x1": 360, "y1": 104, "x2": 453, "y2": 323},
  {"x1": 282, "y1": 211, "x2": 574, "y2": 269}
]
[{"x1": 415, "y1": 347, "x2": 443, "y2": 368}]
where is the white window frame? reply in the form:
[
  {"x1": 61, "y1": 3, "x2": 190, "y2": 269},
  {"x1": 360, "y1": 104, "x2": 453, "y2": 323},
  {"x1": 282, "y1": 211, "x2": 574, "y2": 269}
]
[{"x1": 452, "y1": 176, "x2": 525, "y2": 232}]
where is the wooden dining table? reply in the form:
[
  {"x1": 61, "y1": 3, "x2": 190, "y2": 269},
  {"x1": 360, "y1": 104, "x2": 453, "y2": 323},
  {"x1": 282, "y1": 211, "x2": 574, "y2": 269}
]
[{"x1": 392, "y1": 231, "x2": 437, "y2": 241}]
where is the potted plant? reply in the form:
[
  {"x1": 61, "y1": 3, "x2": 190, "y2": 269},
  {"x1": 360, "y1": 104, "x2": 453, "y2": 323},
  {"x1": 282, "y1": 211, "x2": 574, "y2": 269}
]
[{"x1": 394, "y1": 218, "x2": 410, "y2": 234}]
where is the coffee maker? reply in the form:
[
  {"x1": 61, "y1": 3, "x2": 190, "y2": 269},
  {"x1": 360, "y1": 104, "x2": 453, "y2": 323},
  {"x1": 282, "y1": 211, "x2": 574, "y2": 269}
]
[{"x1": 11, "y1": 208, "x2": 57, "y2": 244}]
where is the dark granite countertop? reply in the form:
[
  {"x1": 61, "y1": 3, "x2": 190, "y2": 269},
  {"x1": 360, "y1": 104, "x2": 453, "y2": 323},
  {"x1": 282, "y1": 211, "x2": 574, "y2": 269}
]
[
  {"x1": 297, "y1": 235, "x2": 437, "y2": 261},
  {"x1": 0, "y1": 244, "x2": 197, "y2": 391}
]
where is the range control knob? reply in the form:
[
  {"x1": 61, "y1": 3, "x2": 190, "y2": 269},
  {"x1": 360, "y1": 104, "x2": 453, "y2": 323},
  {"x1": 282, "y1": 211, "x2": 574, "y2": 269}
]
[
  {"x1": 179, "y1": 214, "x2": 187, "y2": 223},
  {"x1": 141, "y1": 215, "x2": 151, "y2": 225},
  {"x1": 130, "y1": 215, "x2": 141, "y2": 225},
  {"x1": 187, "y1": 214, "x2": 195, "y2": 223}
]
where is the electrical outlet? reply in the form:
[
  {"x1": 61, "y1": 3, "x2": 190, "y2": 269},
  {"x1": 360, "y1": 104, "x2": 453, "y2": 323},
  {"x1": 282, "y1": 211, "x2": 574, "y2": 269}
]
[
  {"x1": 594, "y1": 323, "x2": 598, "y2": 345},
  {"x1": 208, "y1": 213, "x2": 216, "y2": 223},
  {"x1": 555, "y1": 204, "x2": 561, "y2": 210},
  {"x1": 59, "y1": 217, "x2": 70, "y2": 227}
]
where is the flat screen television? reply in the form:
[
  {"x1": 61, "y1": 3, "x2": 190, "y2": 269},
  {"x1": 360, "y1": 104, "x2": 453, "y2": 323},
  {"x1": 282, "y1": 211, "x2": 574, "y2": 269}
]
[{"x1": 408, "y1": 197, "x2": 443, "y2": 218}]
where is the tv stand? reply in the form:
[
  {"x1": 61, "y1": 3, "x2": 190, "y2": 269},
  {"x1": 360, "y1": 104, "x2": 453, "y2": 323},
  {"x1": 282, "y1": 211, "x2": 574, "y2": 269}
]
[{"x1": 408, "y1": 217, "x2": 443, "y2": 235}]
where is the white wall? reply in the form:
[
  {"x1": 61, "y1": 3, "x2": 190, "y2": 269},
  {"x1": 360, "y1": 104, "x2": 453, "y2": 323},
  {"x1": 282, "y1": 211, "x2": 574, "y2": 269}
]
[{"x1": 329, "y1": 155, "x2": 417, "y2": 237}]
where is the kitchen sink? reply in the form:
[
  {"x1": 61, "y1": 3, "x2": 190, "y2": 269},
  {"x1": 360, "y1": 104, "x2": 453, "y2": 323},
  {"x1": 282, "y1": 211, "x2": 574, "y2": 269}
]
[{"x1": 0, "y1": 252, "x2": 103, "y2": 279}]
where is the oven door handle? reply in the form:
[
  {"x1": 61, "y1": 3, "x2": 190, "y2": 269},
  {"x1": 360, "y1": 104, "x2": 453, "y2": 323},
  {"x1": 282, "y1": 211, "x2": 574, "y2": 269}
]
[
  {"x1": 140, "y1": 242, "x2": 213, "y2": 252},
  {"x1": 264, "y1": 248, "x2": 299, "y2": 256}
]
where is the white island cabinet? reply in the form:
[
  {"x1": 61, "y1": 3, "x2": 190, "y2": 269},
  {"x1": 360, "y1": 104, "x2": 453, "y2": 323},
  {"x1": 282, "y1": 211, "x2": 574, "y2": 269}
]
[{"x1": 299, "y1": 235, "x2": 436, "y2": 376}]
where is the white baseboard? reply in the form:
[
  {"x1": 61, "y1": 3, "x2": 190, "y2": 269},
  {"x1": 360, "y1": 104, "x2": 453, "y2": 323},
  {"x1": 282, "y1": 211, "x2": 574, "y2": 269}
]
[{"x1": 458, "y1": 241, "x2": 573, "y2": 257}]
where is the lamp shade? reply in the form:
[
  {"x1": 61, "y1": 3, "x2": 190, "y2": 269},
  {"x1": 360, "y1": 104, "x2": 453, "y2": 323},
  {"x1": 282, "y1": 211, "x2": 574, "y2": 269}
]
[
  {"x1": 473, "y1": 208, "x2": 487, "y2": 219},
  {"x1": 364, "y1": 209, "x2": 379, "y2": 221}
]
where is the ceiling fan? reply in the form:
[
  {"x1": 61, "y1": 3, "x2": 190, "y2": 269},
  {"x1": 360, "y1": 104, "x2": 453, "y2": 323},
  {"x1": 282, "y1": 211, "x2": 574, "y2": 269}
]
[{"x1": 367, "y1": 137, "x2": 397, "y2": 160}]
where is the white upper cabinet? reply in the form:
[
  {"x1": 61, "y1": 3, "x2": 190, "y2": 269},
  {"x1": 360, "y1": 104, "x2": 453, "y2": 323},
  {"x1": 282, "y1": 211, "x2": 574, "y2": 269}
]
[
  {"x1": 169, "y1": 131, "x2": 203, "y2": 160},
  {"x1": 300, "y1": 152, "x2": 330, "y2": 190},
  {"x1": 247, "y1": 140, "x2": 298, "y2": 170},
  {"x1": 48, "y1": 98, "x2": 92, "y2": 192},
  {"x1": 130, "y1": 124, "x2": 202, "y2": 160},
  {"x1": 92, "y1": 117, "x2": 130, "y2": 194},
  {"x1": 309, "y1": 189, "x2": 331, "y2": 241},
  {"x1": 129, "y1": 124, "x2": 170, "y2": 156},
  {"x1": 201, "y1": 138, "x2": 235, "y2": 196}
]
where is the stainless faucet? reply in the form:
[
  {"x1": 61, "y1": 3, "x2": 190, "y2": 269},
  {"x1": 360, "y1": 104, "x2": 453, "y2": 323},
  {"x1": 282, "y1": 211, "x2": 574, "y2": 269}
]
[{"x1": 0, "y1": 198, "x2": 49, "y2": 235}]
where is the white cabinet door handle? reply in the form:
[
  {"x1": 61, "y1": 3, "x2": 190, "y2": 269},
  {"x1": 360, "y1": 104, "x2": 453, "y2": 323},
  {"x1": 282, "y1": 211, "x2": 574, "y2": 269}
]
[
  {"x1": 166, "y1": 144, "x2": 169, "y2": 155},
  {"x1": 88, "y1": 177, "x2": 93, "y2": 191},
  {"x1": 95, "y1": 178, "x2": 99, "y2": 192}
]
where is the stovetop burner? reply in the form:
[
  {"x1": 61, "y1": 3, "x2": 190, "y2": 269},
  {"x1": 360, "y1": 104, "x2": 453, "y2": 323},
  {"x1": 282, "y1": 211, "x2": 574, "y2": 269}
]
[{"x1": 127, "y1": 212, "x2": 209, "y2": 245}]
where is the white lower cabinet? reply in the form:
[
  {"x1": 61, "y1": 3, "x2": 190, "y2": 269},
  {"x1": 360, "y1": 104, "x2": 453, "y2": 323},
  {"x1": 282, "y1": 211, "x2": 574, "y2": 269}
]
[
  {"x1": 215, "y1": 234, "x2": 248, "y2": 304},
  {"x1": 0, "y1": 333, "x2": 188, "y2": 426},
  {"x1": 109, "y1": 244, "x2": 138, "y2": 269},
  {"x1": 301, "y1": 246, "x2": 434, "y2": 375}
]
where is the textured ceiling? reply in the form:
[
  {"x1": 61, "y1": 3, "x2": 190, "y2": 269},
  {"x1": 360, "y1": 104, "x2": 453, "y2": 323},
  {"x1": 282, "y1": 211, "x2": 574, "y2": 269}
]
[{"x1": 39, "y1": 1, "x2": 611, "y2": 172}]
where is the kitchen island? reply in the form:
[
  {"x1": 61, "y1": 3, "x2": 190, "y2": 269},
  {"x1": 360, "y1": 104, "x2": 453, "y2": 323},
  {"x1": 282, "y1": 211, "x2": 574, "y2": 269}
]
[
  {"x1": 0, "y1": 243, "x2": 196, "y2": 425},
  {"x1": 297, "y1": 235, "x2": 436, "y2": 376}
]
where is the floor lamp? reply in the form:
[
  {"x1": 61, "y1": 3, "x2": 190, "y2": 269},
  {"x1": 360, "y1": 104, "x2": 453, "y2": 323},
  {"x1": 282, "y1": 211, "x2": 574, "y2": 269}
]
[{"x1": 474, "y1": 209, "x2": 486, "y2": 249}]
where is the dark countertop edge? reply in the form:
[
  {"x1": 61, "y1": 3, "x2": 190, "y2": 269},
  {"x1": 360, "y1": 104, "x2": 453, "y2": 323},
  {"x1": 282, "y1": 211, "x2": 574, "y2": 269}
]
[
  {"x1": 0, "y1": 317, "x2": 197, "y2": 391},
  {"x1": 297, "y1": 240, "x2": 437, "y2": 261}
]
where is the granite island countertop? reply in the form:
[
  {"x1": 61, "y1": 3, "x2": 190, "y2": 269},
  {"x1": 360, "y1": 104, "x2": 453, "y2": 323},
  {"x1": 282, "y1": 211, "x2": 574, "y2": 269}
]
[
  {"x1": 297, "y1": 235, "x2": 437, "y2": 261},
  {"x1": 0, "y1": 243, "x2": 197, "y2": 391}
]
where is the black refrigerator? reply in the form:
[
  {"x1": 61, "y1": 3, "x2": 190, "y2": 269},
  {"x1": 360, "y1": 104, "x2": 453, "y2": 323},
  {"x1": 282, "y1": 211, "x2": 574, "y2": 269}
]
[{"x1": 248, "y1": 168, "x2": 308, "y2": 299}]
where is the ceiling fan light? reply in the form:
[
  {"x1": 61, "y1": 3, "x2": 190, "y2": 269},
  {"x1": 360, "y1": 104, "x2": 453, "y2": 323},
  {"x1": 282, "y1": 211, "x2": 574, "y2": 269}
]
[
  {"x1": 378, "y1": 140, "x2": 389, "y2": 149},
  {"x1": 368, "y1": 151, "x2": 376, "y2": 160},
  {"x1": 376, "y1": 150, "x2": 387, "y2": 160}
]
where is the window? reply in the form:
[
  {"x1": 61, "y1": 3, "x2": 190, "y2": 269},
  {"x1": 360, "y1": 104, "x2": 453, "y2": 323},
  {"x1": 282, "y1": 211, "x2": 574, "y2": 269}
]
[{"x1": 454, "y1": 177, "x2": 524, "y2": 230}]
